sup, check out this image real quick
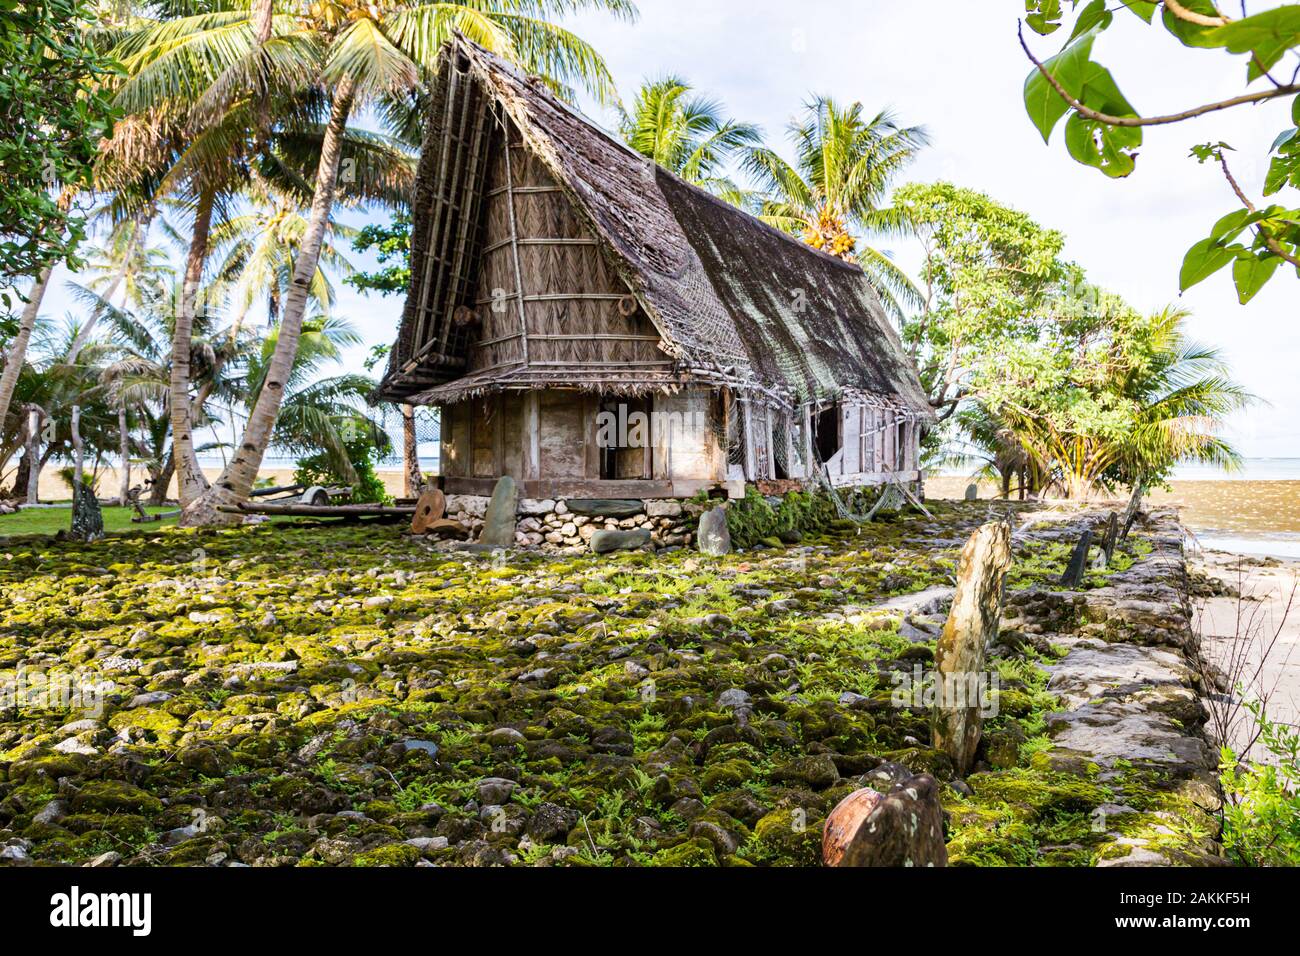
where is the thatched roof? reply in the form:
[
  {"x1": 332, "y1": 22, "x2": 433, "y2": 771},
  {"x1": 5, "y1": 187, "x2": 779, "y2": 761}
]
[{"x1": 379, "y1": 36, "x2": 933, "y2": 420}]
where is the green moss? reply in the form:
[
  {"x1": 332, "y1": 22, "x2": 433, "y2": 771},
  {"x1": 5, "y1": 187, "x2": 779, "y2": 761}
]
[
  {"x1": 650, "y1": 838, "x2": 717, "y2": 867},
  {"x1": 353, "y1": 843, "x2": 422, "y2": 867},
  {"x1": 0, "y1": 503, "x2": 1189, "y2": 868}
]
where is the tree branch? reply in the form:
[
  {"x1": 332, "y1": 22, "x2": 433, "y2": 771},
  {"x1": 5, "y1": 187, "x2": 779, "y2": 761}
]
[
  {"x1": 1218, "y1": 154, "x2": 1300, "y2": 268},
  {"x1": 1018, "y1": 22, "x2": 1300, "y2": 127},
  {"x1": 1163, "y1": 0, "x2": 1229, "y2": 28}
]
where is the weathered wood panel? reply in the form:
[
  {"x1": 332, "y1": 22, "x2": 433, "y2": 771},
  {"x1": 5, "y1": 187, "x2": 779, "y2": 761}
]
[
  {"x1": 539, "y1": 391, "x2": 586, "y2": 478},
  {"x1": 471, "y1": 395, "x2": 497, "y2": 477},
  {"x1": 652, "y1": 389, "x2": 724, "y2": 484}
]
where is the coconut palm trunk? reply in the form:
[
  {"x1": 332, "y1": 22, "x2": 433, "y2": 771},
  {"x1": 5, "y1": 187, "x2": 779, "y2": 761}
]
[
  {"x1": 182, "y1": 78, "x2": 356, "y2": 526},
  {"x1": 118, "y1": 405, "x2": 132, "y2": 506},
  {"x1": 402, "y1": 404, "x2": 422, "y2": 496},
  {"x1": 24, "y1": 405, "x2": 43, "y2": 504},
  {"x1": 170, "y1": 185, "x2": 216, "y2": 506},
  {"x1": 0, "y1": 268, "x2": 51, "y2": 439}
]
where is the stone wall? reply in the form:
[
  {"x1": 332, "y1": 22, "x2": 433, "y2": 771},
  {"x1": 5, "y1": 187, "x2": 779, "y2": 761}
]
[
  {"x1": 1006, "y1": 507, "x2": 1223, "y2": 866},
  {"x1": 443, "y1": 495, "x2": 697, "y2": 553}
]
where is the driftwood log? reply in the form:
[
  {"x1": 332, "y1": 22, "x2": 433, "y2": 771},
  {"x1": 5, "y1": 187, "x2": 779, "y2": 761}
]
[{"x1": 220, "y1": 503, "x2": 418, "y2": 518}]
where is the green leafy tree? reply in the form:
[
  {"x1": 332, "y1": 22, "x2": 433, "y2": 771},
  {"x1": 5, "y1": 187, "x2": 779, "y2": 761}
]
[
  {"x1": 745, "y1": 96, "x2": 929, "y2": 320},
  {"x1": 618, "y1": 75, "x2": 761, "y2": 205},
  {"x1": 0, "y1": 0, "x2": 118, "y2": 291},
  {"x1": 976, "y1": 298, "x2": 1250, "y2": 499},
  {"x1": 891, "y1": 182, "x2": 1069, "y2": 424},
  {"x1": 348, "y1": 212, "x2": 412, "y2": 296},
  {"x1": 1019, "y1": 0, "x2": 1300, "y2": 301}
]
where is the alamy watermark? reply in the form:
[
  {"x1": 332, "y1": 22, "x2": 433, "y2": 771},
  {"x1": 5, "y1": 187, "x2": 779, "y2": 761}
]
[
  {"x1": 891, "y1": 664, "x2": 1001, "y2": 717},
  {"x1": 0, "y1": 665, "x2": 111, "y2": 718},
  {"x1": 595, "y1": 402, "x2": 706, "y2": 450}
]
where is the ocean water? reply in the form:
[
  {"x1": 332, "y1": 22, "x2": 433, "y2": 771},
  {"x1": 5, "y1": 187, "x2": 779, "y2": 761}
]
[{"x1": 934, "y1": 459, "x2": 1300, "y2": 561}]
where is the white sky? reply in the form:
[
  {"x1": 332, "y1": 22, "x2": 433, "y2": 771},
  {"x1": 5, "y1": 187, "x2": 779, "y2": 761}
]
[{"x1": 37, "y1": 0, "x2": 1300, "y2": 458}]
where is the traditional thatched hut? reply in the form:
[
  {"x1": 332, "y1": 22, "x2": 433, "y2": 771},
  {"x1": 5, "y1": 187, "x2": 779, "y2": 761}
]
[{"x1": 378, "y1": 37, "x2": 933, "y2": 518}]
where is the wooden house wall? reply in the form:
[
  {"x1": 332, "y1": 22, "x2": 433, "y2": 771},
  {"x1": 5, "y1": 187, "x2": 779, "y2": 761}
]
[{"x1": 438, "y1": 387, "x2": 728, "y2": 496}]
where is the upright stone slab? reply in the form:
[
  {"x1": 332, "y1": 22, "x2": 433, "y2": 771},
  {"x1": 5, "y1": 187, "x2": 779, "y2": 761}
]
[
  {"x1": 697, "y1": 507, "x2": 731, "y2": 556},
  {"x1": 478, "y1": 476, "x2": 518, "y2": 548},
  {"x1": 1101, "y1": 512, "x2": 1119, "y2": 567},
  {"x1": 932, "y1": 520, "x2": 1011, "y2": 775},
  {"x1": 825, "y1": 774, "x2": 948, "y2": 867},
  {"x1": 1120, "y1": 482, "x2": 1144, "y2": 541},
  {"x1": 69, "y1": 483, "x2": 104, "y2": 542},
  {"x1": 1060, "y1": 529, "x2": 1093, "y2": 587},
  {"x1": 964, "y1": 483, "x2": 979, "y2": 501}
]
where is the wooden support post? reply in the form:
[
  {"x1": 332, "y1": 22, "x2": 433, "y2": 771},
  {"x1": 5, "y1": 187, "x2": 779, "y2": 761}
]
[
  {"x1": 784, "y1": 409, "x2": 798, "y2": 479},
  {"x1": 764, "y1": 405, "x2": 776, "y2": 480},
  {"x1": 524, "y1": 392, "x2": 541, "y2": 481},
  {"x1": 402, "y1": 404, "x2": 422, "y2": 497},
  {"x1": 643, "y1": 395, "x2": 654, "y2": 481},
  {"x1": 492, "y1": 394, "x2": 506, "y2": 480},
  {"x1": 502, "y1": 126, "x2": 531, "y2": 367},
  {"x1": 748, "y1": 398, "x2": 759, "y2": 481}
]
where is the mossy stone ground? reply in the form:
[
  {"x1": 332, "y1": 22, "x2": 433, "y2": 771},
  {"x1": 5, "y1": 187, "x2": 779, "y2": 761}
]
[{"x1": 0, "y1": 502, "x2": 1212, "y2": 866}]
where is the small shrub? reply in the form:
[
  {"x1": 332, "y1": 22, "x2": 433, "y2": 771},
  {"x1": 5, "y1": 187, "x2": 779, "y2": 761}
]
[{"x1": 1220, "y1": 699, "x2": 1300, "y2": 867}]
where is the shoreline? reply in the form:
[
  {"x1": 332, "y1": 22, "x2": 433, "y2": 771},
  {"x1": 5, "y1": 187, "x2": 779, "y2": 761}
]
[{"x1": 1192, "y1": 548, "x2": 1300, "y2": 762}]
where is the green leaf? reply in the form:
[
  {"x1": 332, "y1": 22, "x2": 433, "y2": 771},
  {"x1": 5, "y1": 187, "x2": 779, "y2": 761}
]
[
  {"x1": 1180, "y1": 237, "x2": 1236, "y2": 291},
  {"x1": 1068, "y1": 0, "x2": 1113, "y2": 42},
  {"x1": 1023, "y1": 32, "x2": 1097, "y2": 142},
  {"x1": 1272, "y1": 128, "x2": 1297, "y2": 153},
  {"x1": 1293, "y1": 94, "x2": 1300, "y2": 127},
  {"x1": 1264, "y1": 155, "x2": 1297, "y2": 196},
  {"x1": 1162, "y1": 0, "x2": 1223, "y2": 48},
  {"x1": 1204, "y1": 7, "x2": 1300, "y2": 79},
  {"x1": 1077, "y1": 59, "x2": 1139, "y2": 117},
  {"x1": 1025, "y1": 0, "x2": 1064, "y2": 35},
  {"x1": 1125, "y1": 1, "x2": 1158, "y2": 23},
  {"x1": 1064, "y1": 102, "x2": 1141, "y2": 178},
  {"x1": 1210, "y1": 208, "x2": 1255, "y2": 243},
  {"x1": 1232, "y1": 254, "x2": 1283, "y2": 304}
]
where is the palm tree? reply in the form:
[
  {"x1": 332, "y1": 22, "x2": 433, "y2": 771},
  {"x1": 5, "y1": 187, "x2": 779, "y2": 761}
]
[
  {"x1": 207, "y1": 183, "x2": 359, "y2": 330},
  {"x1": 244, "y1": 312, "x2": 387, "y2": 486},
  {"x1": 1110, "y1": 306, "x2": 1252, "y2": 491},
  {"x1": 0, "y1": 188, "x2": 76, "y2": 448},
  {"x1": 116, "y1": 0, "x2": 635, "y2": 524},
  {"x1": 618, "y1": 76, "x2": 760, "y2": 206},
  {"x1": 987, "y1": 305, "x2": 1251, "y2": 500},
  {"x1": 745, "y1": 97, "x2": 929, "y2": 321}
]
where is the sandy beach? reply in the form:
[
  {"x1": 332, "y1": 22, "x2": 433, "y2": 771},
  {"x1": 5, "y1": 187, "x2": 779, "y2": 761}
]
[{"x1": 1192, "y1": 549, "x2": 1300, "y2": 761}]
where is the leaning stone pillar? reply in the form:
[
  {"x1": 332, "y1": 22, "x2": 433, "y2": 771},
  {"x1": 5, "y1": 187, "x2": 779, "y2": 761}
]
[{"x1": 931, "y1": 520, "x2": 1012, "y2": 775}]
